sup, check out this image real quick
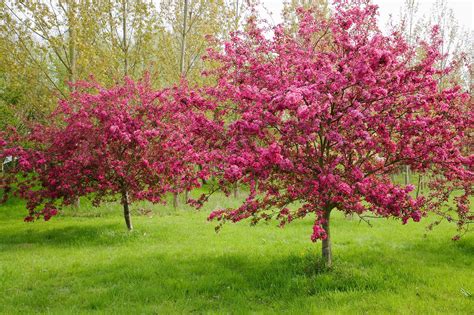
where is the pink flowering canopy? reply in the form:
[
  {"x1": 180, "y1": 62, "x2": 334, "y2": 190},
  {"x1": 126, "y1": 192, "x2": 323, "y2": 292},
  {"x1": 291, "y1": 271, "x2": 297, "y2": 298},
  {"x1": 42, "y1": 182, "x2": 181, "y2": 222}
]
[
  {"x1": 202, "y1": 0, "x2": 473, "y2": 251},
  {"x1": 0, "y1": 77, "x2": 216, "y2": 226}
]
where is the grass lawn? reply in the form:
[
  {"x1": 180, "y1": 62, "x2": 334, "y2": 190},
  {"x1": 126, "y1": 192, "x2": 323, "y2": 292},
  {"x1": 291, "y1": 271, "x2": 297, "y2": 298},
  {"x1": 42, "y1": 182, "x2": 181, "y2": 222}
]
[{"x1": 0, "y1": 190, "x2": 472, "y2": 314}]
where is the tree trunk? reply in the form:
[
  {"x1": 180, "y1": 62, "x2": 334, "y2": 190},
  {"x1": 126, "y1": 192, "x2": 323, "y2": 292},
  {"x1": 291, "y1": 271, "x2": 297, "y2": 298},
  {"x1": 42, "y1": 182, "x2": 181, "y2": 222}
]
[
  {"x1": 122, "y1": 0, "x2": 128, "y2": 76},
  {"x1": 233, "y1": 182, "x2": 238, "y2": 198},
  {"x1": 173, "y1": 192, "x2": 179, "y2": 209},
  {"x1": 184, "y1": 190, "x2": 189, "y2": 204},
  {"x1": 321, "y1": 207, "x2": 332, "y2": 268},
  {"x1": 121, "y1": 189, "x2": 133, "y2": 231},
  {"x1": 73, "y1": 198, "x2": 80, "y2": 209},
  {"x1": 234, "y1": 0, "x2": 240, "y2": 30},
  {"x1": 416, "y1": 174, "x2": 422, "y2": 197},
  {"x1": 67, "y1": 3, "x2": 77, "y2": 88},
  {"x1": 179, "y1": 0, "x2": 189, "y2": 75},
  {"x1": 68, "y1": 3, "x2": 79, "y2": 209},
  {"x1": 404, "y1": 165, "x2": 410, "y2": 185}
]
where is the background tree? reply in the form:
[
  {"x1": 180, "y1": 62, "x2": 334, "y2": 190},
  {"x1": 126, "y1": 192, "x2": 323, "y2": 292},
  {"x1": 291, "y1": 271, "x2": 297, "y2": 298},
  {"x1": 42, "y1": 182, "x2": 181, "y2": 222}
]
[
  {"x1": 0, "y1": 0, "x2": 162, "y2": 131},
  {"x1": 202, "y1": 0, "x2": 473, "y2": 267},
  {"x1": 157, "y1": 0, "x2": 234, "y2": 86},
  {"x1": 0, "y1": 32, "x2": 54, "y2": 132},
  {"x1": 0, "y1": 1, "x2": 66, "y2": 130},
  {"x1": 0, "y1": 0, "x2": 245, "y2": 131},
  {"x1": 98, "y1": 0, "x2": 161, "y2": 81},
  {"x1": 1, "y1": 0, "x2": 92, "y2": 91}
]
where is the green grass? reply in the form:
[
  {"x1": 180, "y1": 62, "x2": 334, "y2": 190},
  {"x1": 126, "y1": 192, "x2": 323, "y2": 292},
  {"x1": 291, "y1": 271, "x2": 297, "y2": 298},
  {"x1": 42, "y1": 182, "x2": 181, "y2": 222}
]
[{"x1": 0, "y1": 191, "x2": 472, "y2": 314}]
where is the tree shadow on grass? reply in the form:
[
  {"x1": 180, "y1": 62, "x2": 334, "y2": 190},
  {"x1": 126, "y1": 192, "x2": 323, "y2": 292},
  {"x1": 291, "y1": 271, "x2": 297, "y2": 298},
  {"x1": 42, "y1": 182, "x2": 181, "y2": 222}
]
[
  {"x1": 59, "y1": 236, "x2": 474, "y2": 313},
  {"x1": 0, "y1": 223, "x2": 154, "y2": 249},
  {"x1": 42, "y1": 252, "x2": 387, "y2": 313},
  {"x1": 62, "y1": 239, "x2": 467, "y2": 313}
]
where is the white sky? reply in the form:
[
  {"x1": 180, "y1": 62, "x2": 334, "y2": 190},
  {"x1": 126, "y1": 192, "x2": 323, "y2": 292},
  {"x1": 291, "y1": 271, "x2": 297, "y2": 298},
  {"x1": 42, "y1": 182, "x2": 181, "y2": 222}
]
[{"x1": 260, "y1": 0, "x2": 473, "y2": 31}]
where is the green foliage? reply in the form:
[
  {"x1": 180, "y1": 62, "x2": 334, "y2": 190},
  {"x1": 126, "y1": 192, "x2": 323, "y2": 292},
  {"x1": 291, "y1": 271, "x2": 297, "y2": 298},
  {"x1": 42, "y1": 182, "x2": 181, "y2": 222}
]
[{"x1": 0, "y1": 0, "x2": 241, "y2": 130}]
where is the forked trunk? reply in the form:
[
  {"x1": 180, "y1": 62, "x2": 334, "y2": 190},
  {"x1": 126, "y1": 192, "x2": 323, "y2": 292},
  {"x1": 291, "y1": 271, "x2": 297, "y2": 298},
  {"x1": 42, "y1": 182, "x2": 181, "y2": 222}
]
[
  {"x1": 121, "y1": 189, "x2": 133, "y2": 231},
  {"x1": 321, "y1": 207, "x2": 332, "y2": 268}
]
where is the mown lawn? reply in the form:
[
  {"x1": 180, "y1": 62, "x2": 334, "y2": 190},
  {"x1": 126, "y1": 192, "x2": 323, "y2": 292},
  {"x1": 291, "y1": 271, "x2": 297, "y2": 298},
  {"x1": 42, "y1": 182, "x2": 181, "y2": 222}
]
[{"x1": 0, "y1": 191, "x2": 472, "y2": 314}]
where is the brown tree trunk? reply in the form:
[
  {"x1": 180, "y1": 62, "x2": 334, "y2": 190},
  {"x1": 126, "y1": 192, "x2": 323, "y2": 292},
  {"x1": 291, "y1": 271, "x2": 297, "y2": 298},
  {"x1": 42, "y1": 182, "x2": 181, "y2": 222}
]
[
  {"x1": 122, "y1": 0, "x2": 128, "y2": 76},
  {"x1": 121, "y1": 189, "x2": 133, "y2": 231},
  {"x1": 416, "y1": 174, "x2": 422, "y2": 197},
  {"x1": 184, "y1": 190, "x2": 189, "y2": 204},
  {"x1": 321, "y1": 207, "x2": 332, "y2": 268},
  {"x1": 173, "y1": 192, "x2": 179, "y2": 209},
  {"x1": 179, "y1": 0, "x2": 188, "y2": 75},
  {"x1": 68, "y1": 17, "x2": 76, "y2": 86},
  {"x1": 73, "y1": 198, "x2": 80, "y2": 209},
  {"x1": 404, "y1": 165, "x2": 410, "y2": 185},
  {"x1": 233, "y1": 182, "x2": 238, "y2": 198}
]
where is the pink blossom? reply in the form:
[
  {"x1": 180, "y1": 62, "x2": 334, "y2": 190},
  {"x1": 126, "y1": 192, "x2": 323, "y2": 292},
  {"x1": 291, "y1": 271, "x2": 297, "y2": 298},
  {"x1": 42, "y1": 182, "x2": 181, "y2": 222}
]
[{"x1": 285, "y1": 91, "x2": 303, "y2": 106}]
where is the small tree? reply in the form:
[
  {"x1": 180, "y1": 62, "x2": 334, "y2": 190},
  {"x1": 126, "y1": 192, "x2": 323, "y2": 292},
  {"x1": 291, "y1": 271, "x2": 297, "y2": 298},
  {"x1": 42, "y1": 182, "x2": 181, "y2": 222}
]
[
  {"x1": 203, "y1": 0, "x2": 473, "y2": 267},
  {"x1": 0, "y1": 77, "x2": 211, "y2": 230}
]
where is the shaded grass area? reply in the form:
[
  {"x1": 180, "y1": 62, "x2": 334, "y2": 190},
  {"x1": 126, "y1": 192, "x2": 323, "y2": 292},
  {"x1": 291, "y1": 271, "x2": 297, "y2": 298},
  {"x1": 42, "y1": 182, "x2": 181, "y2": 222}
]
[{"x1": 0, "y1": 192, "x2": 473, "y2": 314}]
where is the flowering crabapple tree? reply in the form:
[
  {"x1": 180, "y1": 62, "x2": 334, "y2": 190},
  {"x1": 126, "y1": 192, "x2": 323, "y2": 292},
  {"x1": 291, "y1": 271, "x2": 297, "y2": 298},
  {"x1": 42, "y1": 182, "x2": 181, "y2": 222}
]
[
  {"x1": 0, "y1": 77, "x2": 214, "y2": 230},
  {"x1": 202, "y1": 0, "x2": 473, "y2": 266}
]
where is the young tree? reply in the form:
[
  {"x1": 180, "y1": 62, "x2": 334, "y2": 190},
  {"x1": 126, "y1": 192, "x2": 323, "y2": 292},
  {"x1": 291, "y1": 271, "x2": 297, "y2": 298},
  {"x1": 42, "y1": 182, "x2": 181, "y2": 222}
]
[
  {"x1": 0, "y1": 78, "x2": 213, "y2": 230},
  {"x1": 202, "y1": 0, "x2": 473, "y2": 267},
  {"x1": 100, "y1": 0, "x2": 161, "y2": 81},
  {"x1": 157, "y1": 0, "x2": 233, "y2": 86}
]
